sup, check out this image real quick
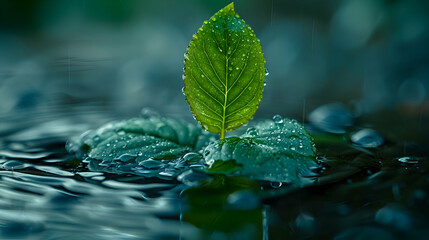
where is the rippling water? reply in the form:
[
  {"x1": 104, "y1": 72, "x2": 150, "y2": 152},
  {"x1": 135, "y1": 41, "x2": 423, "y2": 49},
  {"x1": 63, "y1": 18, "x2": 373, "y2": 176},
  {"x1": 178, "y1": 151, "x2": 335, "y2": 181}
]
[{"x1": 1, "y1": 104, "x2": 428, "y2": 240}]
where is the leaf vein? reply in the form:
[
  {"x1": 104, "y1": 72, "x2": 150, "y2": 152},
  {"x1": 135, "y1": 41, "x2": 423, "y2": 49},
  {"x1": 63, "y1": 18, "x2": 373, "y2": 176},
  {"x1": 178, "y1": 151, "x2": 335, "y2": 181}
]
[
  {"x1": 225, "y1": 72, "x2": 262, "y2": 119},
  {"x1": 190, "y1": 69, "x2": 224, "y2": 107},
  {"x1": 211, "y1": 29, "x2": 226, "y2": 58},
  {"x1": 190, "y1": 94, "x2": 223, "y2": 119},
  {"x1": 227, "y1": 52, "x2": 250, "y2": 92},
  {"x1": 227, "y1": 34, "x2": 243, "y2": 60},
  {"x1": 202, "y1": 38, "x2": 226, "y2": 88},
  {"x1": 189, "y1": 51, "x2": 225, "y2": 94},
  {"x1": 226, "y1": 68, "x2": 258, "y2": 108}
]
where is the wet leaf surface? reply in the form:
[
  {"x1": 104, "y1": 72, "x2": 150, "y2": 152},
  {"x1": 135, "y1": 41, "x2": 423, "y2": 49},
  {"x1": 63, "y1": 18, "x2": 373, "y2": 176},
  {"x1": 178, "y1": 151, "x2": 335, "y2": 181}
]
[
  {"x1": 183, "y1": 3, "x2": 266, "y2": 137},
  {"x1": 67, "y1": 117, "x2": 214, "y2": 162},
  {"x1": 203, "y1": 118, "x2": 317, "y2": 184}
]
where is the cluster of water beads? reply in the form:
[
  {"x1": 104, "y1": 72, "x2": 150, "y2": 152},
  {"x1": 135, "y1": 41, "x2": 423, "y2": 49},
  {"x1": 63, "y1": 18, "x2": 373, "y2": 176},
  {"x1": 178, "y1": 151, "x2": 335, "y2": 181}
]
[{"x1": 84, "y1": 151, "x2": 208, "y2": 181}]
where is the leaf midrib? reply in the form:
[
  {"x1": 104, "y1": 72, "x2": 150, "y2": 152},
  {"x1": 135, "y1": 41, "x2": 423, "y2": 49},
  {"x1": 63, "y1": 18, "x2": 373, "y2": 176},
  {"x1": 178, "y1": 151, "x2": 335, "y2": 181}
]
[{"x1": 221, "y1": 27, "x2": 229, "y2": 139}]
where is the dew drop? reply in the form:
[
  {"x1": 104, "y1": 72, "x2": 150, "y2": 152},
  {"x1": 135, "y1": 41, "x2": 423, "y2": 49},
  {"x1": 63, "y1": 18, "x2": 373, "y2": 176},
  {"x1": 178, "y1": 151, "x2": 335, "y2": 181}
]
[
  {"x1": 272, "y1": 114, "x2": 284, "y2": 124},
  {"x1": 265, "y1": 68, "x2": 270, "y2": 76},
  {"x1": 246, "y1": 127, "x2": 259, "y2": 137}
]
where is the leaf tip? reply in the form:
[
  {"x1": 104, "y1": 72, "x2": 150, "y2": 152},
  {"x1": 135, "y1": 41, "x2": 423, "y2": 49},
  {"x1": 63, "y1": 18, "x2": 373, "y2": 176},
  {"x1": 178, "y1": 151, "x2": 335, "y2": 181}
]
[{"x1": 226, "y1": 2, "x2": 235, "y2": 11}]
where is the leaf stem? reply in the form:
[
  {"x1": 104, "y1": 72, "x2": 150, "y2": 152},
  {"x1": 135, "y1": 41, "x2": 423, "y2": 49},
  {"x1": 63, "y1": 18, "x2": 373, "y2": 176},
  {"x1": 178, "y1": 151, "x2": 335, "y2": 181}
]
[{"x1": 220, "y1": 129, "x2": 225, "y2": 139}]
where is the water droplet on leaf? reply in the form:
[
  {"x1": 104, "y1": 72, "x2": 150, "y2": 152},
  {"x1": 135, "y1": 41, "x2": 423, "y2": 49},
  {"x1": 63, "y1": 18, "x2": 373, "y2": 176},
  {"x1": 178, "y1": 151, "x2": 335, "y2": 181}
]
[{"x1": 272, "y1": 115, "x2": 284, "y2": 124}]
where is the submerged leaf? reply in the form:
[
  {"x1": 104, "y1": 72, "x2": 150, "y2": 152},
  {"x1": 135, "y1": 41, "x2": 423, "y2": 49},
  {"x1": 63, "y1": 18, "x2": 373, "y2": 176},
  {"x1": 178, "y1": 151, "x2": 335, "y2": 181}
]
[
  {"x1": 67, "y1": 117, "x2": 214, "y2": 162},
  {"x1": 203, "y1": 118, "x2": 317, "y2": 184},
  {"x1": 183, "y1": 3, "x2": 266, "y2": 139}
]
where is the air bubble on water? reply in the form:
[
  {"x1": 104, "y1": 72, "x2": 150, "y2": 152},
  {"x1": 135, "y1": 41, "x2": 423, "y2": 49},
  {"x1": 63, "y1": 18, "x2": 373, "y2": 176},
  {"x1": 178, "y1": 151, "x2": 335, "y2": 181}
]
[
  {"x1": 181, "y1": 152, "x2": 202, "y2": 163},
  {"x1": 397, "y1": 157, "x2": 420, "y2": 164},
  {"x1": 351, "y1": 129, "x2": 384, "y2": 148},
  {"x1": 272, "y1": 115, "x2": 284, "y2": 124},
  {"x1": 1, "y1": 160, "x2": 27, "y2": 170},
  {"x1": 270, "y1": 182, "x2": 282, "y2": 188},
  {"x1": 139, "y1": 159, "x2": 165, "y2": 169}
]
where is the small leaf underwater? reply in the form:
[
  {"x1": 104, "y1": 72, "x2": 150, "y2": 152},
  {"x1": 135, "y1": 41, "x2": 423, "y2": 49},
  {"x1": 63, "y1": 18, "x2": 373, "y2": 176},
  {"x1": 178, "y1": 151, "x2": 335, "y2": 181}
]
[
  {"x1": 66, "y1": 117, "x2": 214, "y2": 162},
  {"x1": 183, "y1": 3, "x2": 266, "y2": 139},
  {"x1": 203, "y1": 117, "x2": 317, "y2": 184}
]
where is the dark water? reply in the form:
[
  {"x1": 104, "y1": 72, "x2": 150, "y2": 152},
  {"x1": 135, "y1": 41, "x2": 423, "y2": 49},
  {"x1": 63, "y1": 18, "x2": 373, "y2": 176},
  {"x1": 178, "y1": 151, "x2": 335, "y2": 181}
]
[{"x1": 1, "y1": 104, "x2": 428, "y2": 240}]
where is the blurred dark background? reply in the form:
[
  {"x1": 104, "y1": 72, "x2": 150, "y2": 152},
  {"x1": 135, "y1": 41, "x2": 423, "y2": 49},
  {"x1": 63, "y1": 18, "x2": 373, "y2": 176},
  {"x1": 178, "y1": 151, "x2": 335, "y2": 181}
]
[{"x1": 1, "y1": 0, "x2": 428, "y2": 141}]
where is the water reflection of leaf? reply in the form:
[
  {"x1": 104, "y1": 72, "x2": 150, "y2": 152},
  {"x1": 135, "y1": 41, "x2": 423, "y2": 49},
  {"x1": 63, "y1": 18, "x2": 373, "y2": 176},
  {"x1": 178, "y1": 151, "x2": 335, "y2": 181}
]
[{"x1": 182, "y1": 175, "x2": 262, "y2": 239}]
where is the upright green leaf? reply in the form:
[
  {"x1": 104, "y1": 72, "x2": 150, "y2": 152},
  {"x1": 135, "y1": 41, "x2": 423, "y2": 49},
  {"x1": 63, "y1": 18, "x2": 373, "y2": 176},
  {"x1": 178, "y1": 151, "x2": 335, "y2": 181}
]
[{"x1": 184, "y1": 3, "x2": 266, "y2": 139}]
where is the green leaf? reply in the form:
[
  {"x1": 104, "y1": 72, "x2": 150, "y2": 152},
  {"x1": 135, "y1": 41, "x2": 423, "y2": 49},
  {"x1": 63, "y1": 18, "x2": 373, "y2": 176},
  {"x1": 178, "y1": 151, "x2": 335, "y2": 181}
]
[
  {"x1": 183, "y1": 3, "x2": 266, "y2": 139},
  {"x1": 202, "y1": 118, "x2": 317, "y2": 184},
  {"x1": 66, "y1": 117, "x2": 214, "y2": 162}
]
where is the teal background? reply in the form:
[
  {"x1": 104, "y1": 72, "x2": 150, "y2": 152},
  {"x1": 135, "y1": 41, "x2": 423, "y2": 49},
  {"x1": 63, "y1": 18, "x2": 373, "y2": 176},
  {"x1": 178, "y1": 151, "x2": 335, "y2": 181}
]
[{"x1": 1, "y1": 0, "x2": 428, "y2": 139}]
